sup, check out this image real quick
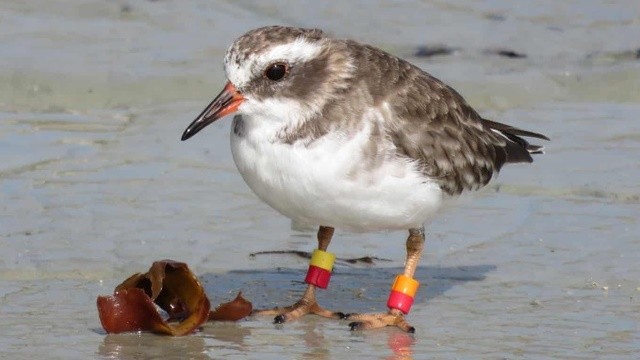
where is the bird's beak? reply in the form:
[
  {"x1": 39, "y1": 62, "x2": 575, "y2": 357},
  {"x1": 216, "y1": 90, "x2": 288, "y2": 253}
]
[{"x1": 181, "y1": 81, "x2": 245, "y2": 141}]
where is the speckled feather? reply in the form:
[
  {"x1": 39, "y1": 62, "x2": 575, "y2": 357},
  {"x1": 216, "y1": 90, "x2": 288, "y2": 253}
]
[
  {"x1": 208, "y1": 26, "x2": 549, "y2": 230},
  {"x1": 227, "y1": 27, "x2": 548, "y2": 196}
]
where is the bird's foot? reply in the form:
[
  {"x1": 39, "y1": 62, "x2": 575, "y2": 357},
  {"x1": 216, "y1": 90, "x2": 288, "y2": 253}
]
[
  {"x1": 345, "y1": 309, "x2": 415, "y2": 333},
  {"x1": 252, "y1": 299, "x2": 346, "y2": 324}
]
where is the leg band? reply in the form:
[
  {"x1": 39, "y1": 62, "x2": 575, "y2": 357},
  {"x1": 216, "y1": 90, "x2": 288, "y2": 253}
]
[
  {"x1": 304, "y1": 249, "x2": 336, "y2": 289},
  {"x1": 387, "y1": 274, "x2": 419, "y2": 314}
]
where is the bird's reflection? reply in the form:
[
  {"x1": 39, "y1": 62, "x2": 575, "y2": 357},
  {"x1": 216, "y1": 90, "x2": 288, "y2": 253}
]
[{"x1": 387, "y1": 331, "x2": 416, "y2": 360}]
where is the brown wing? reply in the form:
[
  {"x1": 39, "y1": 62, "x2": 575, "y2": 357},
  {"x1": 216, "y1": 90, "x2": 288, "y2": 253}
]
[
  {"x1": 342, "y1": 41, "x2": 548, "y2": 195},
  {"x1": 381, "y1": 61, "x2": 548, "y2": 195}
]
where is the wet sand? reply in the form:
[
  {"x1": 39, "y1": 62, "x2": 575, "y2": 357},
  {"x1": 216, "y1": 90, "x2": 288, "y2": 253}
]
[{"x1": 1, "y1": 1, "x2": 639, "y2": 358}]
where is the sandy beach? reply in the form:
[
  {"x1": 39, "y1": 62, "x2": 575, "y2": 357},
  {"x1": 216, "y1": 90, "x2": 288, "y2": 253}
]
[{"x1": 1, "y1": 1, "x2": 639, "y2": 358}]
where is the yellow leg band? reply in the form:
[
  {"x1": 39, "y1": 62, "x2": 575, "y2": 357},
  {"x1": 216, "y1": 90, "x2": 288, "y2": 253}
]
[{"x1": 309, "y1": 249, "x2": 336, "y2": 272}]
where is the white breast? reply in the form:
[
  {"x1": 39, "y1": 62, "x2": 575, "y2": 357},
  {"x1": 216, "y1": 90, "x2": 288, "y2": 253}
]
[{"x1": 229, "y1": 106, "x2": 444, "y2": 232}]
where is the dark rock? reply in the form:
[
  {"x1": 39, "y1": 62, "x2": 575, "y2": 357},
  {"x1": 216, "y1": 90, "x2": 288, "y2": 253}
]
[{"x1": 414, "y1": 45, "x2": 458, "y2": 58}]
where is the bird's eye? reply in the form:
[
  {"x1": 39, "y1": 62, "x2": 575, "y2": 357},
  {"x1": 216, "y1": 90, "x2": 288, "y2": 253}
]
[{"x1": 264, "y1": 63, "x2": 288, "y2": 81}]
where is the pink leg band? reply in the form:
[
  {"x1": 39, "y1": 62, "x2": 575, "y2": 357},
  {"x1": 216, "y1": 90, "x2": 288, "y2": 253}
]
[
  {"x1": 387, "y1": 274, "x2": 420, "y2": 314},
  {"x1": 387, "y1": 290, "x2": 415, "y2": 314}
]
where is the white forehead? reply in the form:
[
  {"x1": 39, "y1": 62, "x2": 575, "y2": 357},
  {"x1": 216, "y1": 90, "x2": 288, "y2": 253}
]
[{"x1": 224, "y1": 37, "x2": 323, "y2": 88}]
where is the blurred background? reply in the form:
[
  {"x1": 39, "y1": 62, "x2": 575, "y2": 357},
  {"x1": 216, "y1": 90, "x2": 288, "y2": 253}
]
[{"x1": 1, "y1": 1, "x2": 639, "y2": 358}]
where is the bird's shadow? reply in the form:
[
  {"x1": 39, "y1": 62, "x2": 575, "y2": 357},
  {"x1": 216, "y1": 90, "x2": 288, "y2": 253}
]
[{"x1": 201, "y1": 264, "x2": 496, "y2": 312}]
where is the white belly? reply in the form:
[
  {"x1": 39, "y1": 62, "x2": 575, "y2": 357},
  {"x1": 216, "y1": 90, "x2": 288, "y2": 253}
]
[{"x1": 229, "y1": 117, "x2": 444, "y2": 232}]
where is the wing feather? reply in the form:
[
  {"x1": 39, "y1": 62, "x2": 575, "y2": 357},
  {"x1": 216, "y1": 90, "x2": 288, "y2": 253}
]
[{"x1": 343, "y1": 41, "x2": 548, "y2": 195}]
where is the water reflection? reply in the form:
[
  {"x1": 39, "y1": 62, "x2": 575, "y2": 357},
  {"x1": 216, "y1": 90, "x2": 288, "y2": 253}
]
[
  {"x1": 387, "y1": 332, "x2": 416, "y2": 360},
  {"x1": 98, "y1": 332, "x2": 210, "y2": 359},
  {"x1": 200, "y1": 321, "x2": 253, "y2": 353},
  {"x1": 98, "y1": 322, "x2": 253, "y2": 359}
]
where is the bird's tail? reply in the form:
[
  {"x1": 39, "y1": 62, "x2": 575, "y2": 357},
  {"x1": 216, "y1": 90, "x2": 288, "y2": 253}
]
[{"x1": 483, "y1": 118, "x2": 549, "y2": 164}]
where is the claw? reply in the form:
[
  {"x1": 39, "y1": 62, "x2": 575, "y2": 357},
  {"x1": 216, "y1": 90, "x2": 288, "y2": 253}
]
[{"x1": 273, "y1": 315, "x2": 286, "y2": 324}]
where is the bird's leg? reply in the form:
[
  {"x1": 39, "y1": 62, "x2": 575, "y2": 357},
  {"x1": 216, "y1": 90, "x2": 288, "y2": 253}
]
[
  {"x1": 346, "y1": 227, "x2": 425, "y2": 333},
  {"x1": 252, "y1": 226, "x2": 346, "y2": 323}
]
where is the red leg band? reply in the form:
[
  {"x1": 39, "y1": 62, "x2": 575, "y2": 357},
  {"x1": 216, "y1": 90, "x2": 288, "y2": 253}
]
[{"x1": 304, "y1": 265, "x2": 332, "y2": 289}]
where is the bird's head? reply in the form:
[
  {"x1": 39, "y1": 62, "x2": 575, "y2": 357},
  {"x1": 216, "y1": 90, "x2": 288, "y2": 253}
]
[{"x1": 181, "y1": 26, "x2": 355, "y2": 141}]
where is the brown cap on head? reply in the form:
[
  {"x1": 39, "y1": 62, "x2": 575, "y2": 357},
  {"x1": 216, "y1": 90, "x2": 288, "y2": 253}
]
[{"x1": 225, "y1": 26, "x2": 326, "y2": 66}]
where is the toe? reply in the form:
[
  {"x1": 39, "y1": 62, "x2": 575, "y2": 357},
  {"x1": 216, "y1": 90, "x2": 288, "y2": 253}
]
[{"x1": 344, "y1": 311, "x2": 415, "y2": 332}]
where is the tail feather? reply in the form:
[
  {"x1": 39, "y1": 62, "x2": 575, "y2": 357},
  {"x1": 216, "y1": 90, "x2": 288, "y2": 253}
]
[{"x1": 483, "y1": 118, "x2": 549, "y2": 164}]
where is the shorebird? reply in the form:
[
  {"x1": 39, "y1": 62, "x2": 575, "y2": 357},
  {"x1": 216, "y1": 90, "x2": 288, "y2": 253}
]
[{"x1": 181, "y1": 26, "x2": 548, "y2": 332}]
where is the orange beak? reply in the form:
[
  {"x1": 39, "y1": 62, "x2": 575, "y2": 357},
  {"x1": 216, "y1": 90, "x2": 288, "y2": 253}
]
[{"x1": 181, "y1": 81, "x2": 245, "y2": 141}]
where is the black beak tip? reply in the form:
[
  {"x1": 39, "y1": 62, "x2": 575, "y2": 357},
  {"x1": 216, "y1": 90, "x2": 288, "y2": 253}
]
[
  {"x1": 181, "y1": 121, "x2": 199, "y2": 141},
  {"x1": 181, "y1": 130, "x2": 191, "y2": 141}
]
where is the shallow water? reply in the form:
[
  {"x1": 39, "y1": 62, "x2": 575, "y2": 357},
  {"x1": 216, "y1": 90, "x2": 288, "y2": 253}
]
[{"x1": 1, "y1": 1, "x2": 639, "y2": 359}]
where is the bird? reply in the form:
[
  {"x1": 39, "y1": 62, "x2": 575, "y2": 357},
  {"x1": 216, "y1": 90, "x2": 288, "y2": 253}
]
[{"x1": 181, "y1": 26, "x2": 548, "y2": 333}]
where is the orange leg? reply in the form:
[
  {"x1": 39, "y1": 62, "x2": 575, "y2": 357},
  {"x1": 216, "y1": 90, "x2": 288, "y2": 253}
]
[
  {"x1": 346, "y1": 227, "x2": 425, "y2": 333},
  {"x1": 252, "y1": 226, "x2": 346, "y2": 323}
]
